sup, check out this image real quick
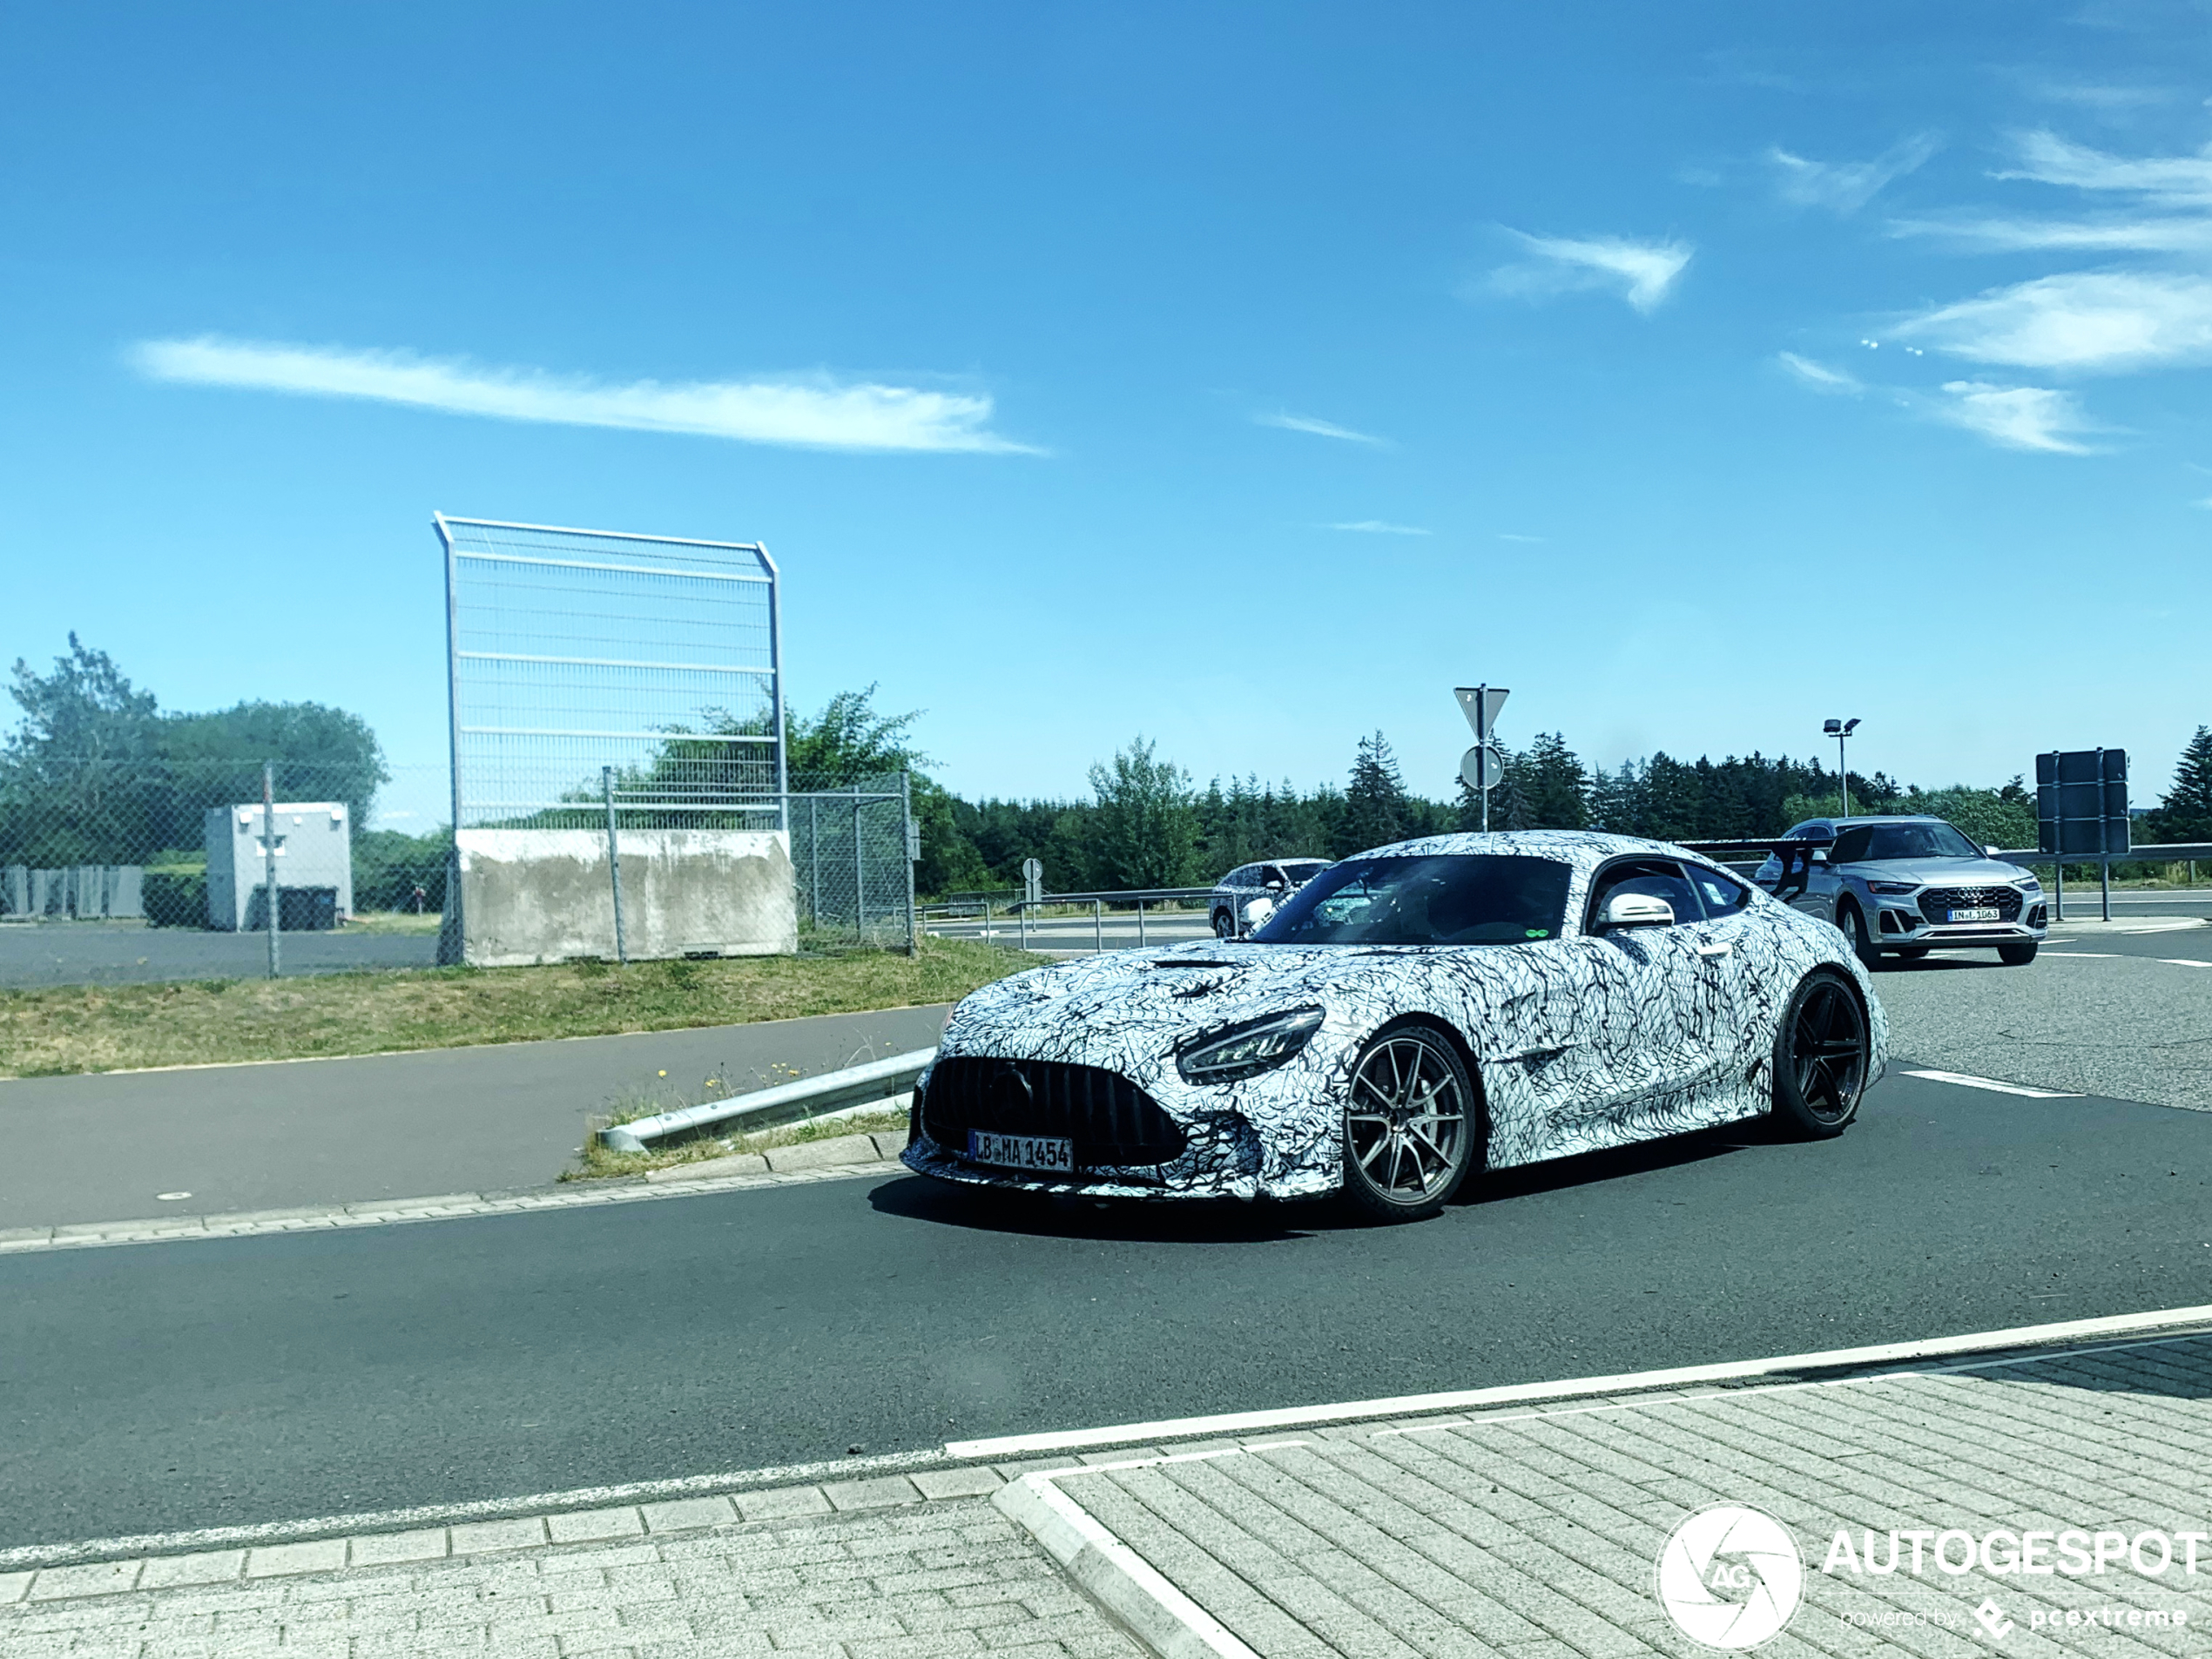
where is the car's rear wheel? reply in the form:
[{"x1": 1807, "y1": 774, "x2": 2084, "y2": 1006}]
[
  {"x1": 1838, "y1": 902, "x2": 1883, "y2": 971},
  {"x1": 1999, "y1": 942, "x2": 2038, "y2": 966},
  {"x1": 1772, "y1": 971, "x2": 1868, "y2": 1138},
  {"x1": 1340, "y1": 1025, "x2": 1477, "y2": 1222},
  {"x1": 1213, "y1": 908, "x2": 1237, "y2": 940}
]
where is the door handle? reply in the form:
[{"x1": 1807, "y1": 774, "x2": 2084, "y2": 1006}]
[{"x1": 1696, "y1": 941, "x2": 1732, "y2": 958}]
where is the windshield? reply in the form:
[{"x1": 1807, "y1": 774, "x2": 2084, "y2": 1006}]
[
  {"x1": 1251, "y1": 854, "x2": 1572, "y2": 947},
  {"x1": 1834, "y1": 820, "x2": 1981, "y2": 862}
]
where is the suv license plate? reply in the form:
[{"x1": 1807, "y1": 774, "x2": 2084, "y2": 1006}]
[
  {"x1": 968, "y1": 1130, "x2": 1074, "y2": 1172},
  {"x1": 1947, "y1": 907, "x2": 2000, "y2": 922}
]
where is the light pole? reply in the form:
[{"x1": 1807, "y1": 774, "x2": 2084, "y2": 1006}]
[{"x1": 1824, "y1": 718, "x2": 1861, "y2": 817}]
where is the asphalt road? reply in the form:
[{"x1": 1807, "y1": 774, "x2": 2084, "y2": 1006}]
[
  {"x1": 3, "y1": 1069, "x2": 2209, "y2": 1548},
  {"x1": 0, "y1": 921, "x2": 438, "y2": 988},
  {"x1": 0, "y1": 1004, "x2": 951, "y2": 1228}
]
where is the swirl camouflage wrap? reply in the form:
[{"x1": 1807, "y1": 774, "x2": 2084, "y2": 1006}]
[{"x1": 901, "y1": 831, "x2": 1887, "y2": 1202}]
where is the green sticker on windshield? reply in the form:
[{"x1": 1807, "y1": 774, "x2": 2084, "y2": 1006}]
[{"x1": 1525, "y1": 928, "x2": 1549, "y2": 938}]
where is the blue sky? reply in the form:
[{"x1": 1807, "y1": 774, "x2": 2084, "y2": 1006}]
[{"x1": 5, "y1": 1, "x2": 2210, "y2": 826}]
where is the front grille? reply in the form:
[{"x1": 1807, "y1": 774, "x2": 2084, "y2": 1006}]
[
  {"x1": 922, "y1": 1056, "x2": 1189, "y2": 1167},
  {"x1": 1919, "y1": 887, "x2": 2023, "y2": 925}
]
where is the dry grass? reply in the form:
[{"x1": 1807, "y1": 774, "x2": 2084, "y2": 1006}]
[
  {"x1": 566, "y1": 1103, "x2": 912, "y2": 1182},
  {"x1": 0, "y1": 938, "x2": 1037, "y2": 1079}
]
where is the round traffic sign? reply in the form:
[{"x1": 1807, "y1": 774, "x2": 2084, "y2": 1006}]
[{"x1": 1460, "y1": 744, "x2": 1505, "y2": 792}]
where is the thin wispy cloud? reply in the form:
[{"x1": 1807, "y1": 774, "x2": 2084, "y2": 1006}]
[
  {"x1": 1767, "y1": 134, "x2": 1940, "y2": 214},
  {"x1": 1931, "y1": 381, "x2": 2100, "y2": 454},
  {"x1": 1996, "y1": 130, "x2": 2212, "y2": 206},
  {"x1": 1890, "y1": 212, "x2": 2212, "y2": 253},
  {"x1": 1328, "y1": 520, "x2": 1431, "y2": 536},
  {"x1": 130, "y1": 336, "x2": 1037, "y2": 454},
  {"x1": 1777, "y1": 352, "x2": 1864, "y2": 394},
  {"x1": 1257, "y1": 411, "x2": 1387, "y2": 445},
  {"x1": 1491, "y1": 233, "x2": 1693, "y2": 314},
  {"x1": 1896, "y1": 271, "x2": 2212, "y2": 373},
  {"x1": 1496, "y1": 532, "x2": 1547, "y2": 543}
]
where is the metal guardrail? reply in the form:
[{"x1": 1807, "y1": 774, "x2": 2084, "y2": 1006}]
[
  {"x1": 597, "y1": 1048, "x2": 934, "y2": 1153},
  {"x1": 922, "y1": 885, "x2": 1224, "y2": 953},
  {"x1": 1991, "y1": 843, "x2": 2212, "y2": 921}
]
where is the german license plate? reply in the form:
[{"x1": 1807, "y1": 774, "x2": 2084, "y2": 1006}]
[
  {"x1": 1946, "y1": 907, "x2": 2000, "y2": 922},
  {"x1": 967, "y1": 1130, "x2": 1074, "y2": 1172}
]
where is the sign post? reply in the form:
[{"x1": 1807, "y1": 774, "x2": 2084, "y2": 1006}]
[
  {"x1": 1020, "y1": 858, "x2": 1043, "y2": 949},
  {"x1": 1453, "y1": 685, "x2": 1510, "y2": 833}
]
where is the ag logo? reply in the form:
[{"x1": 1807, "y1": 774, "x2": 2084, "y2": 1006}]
[{"x1": 1656, "y1": 1504, "x2": 1804, "y2": 1650}]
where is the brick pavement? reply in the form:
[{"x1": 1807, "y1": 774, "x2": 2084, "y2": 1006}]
[
  {"x1": 1004, "y1": 1333, "x2": 2212, "y2": 1659},
  {"x1": 7, "y1": 1332, "x2": 2209, "y2": 1657},
  {"x1": 0, "y1": 1487, "x2": 1137, "y2": 1659}
]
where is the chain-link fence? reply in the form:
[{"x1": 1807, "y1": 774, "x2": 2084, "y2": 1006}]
[{"x1": 0, "y1": 754, "x2": 918, "y2": 982}]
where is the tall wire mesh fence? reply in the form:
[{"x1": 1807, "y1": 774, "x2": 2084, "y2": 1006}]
[{"x1": 436, "y1": 516, "x2": 785, "y2": 832}]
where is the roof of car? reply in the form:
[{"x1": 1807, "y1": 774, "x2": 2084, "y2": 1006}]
[{"x1": 1358, "y1": 829, "x2": 1732, "y2": 870}]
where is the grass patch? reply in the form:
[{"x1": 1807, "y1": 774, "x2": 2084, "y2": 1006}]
[
  {"x1": 566, "y1": 1101, "x2": 912, "y2": 1182},
  {"x1": 341, "y1": 910, "x2": 444, "y2": 935},
  {"x1": 0, "y1": 937, "x2": 1038, "y2": 1079}
]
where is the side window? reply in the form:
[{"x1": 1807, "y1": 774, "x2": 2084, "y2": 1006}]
[
  {"x1": 1587, "y1": 859, "x2": 1702, "y2": 930},
  {"x1": 1689, "y1": 865, "x2": 1752, "y2": 918},
  {"x1": 1829, "y1": 827, "x2": 1872, "y2": 864}
]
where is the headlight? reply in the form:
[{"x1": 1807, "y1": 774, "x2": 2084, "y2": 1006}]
[
  {"x1": 2014, "y1": 874, "x2": 2042, "y2": 891},
  {"x1": 1867, "y1": 880, "x2": 1919, "y2": 895},
  {"x1": 1177, "y1": 1008, "x2": 1325, "y2": 1084}
]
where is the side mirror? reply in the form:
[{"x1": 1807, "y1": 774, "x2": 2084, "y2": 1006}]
[
  {"x1": 1809, "y1": 848, "x2": 1829, "y2": 864},
  {"x1": 1241, "y1": 896, "x2": 1276, "y2": 934},
  {"x1": 1984, "y1": 845, "x2": 2001, "y2": 860},
  {"x1": 1263, "y1": 878, "x2": 1286, "y2": 894},
  {"x1": 1597, "y1": 892, "x2": 1674, "y2": 930}
]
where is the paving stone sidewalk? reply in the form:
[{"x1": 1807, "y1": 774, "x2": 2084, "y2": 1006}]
[
  {"x1": 1014, "y1": 1332, "x2": 2212, "y2": 1659},
  {"x1": 0, "y1": 1487, "x2": 1137, "y2": 1659}
]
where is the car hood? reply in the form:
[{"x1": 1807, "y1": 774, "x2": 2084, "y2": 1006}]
[
  {"x1": 1838, "y1": 856, "x2": 2028, "y2": 884},
  {"x1": 941, "y1": 937, "x2": 1468, "y2": 1073}
]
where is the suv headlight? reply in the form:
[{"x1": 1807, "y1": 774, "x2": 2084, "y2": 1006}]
[
  {"x1": 1867, "y1": 880, "x2": 1919, "y2": 895},
  {"x1": 1177, "y1": 1008, "x2": 1325, "y2": 1084},
  {"x1": 2014, "y1": 874, "x2": 2042, "y2": 891}
]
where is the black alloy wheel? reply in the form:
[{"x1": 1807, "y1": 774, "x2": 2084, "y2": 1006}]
[
  {"x1": 1339, "y1": 1024, "x2": 1479, "y2": 1222},
  {"x1": 1771, "y1": 972, "x2": 1869, "y2": 1137},
  {"x1": 1838, "y1": 903, "x2": 1883, "y2": 971},
  {"x1": 1213, "y1": 908, "x2": 1237, "y2": 940},
  {"x1": 1999, "y1": 942, "x2": 2039, "y2": 966}
]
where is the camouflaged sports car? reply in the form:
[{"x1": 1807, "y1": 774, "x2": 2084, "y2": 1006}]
[{"x1": 902, "y1": 830, "x2": 1887, "y2": 1221}]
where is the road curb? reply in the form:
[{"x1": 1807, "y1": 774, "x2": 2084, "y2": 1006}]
[{"x1": 0, "y1": 1143, "x2": 911, "y2": 1257}]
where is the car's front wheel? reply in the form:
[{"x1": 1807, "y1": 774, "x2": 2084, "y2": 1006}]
[
  {"x1": 1838, "y1": 902, "x2": 1883, "y2": 972},
  {"x1": 1772, "y1": 971, "x2": 1869, "y2": 1138},
  {"x1": 1340, "y1": 1024, "x2": 1478, "y2": 1222},
  {"x1": 1999, "y1": 942, "x2": 2038, "y2": 966}
]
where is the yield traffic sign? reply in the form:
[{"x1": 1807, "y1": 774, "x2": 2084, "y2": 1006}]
[{"x1": 1454, "y1": 685, "x2": 1509, "y2": 737}]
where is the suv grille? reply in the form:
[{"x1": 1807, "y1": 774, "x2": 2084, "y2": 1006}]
[
  {"x1": 1919, "y1": 887, "x2": 2022, "y2": 925},
  {"x1": 922, "y1": 1056, "x2": 1188, "y2": 1167}
]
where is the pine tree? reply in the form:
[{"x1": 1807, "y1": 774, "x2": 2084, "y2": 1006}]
[
  {"x1": 1342, "y1": 731, "x2": 1409, "y2": 853},
  {"x1": 2149, "y1": 726, "x2": 2212, "y2": 841}
]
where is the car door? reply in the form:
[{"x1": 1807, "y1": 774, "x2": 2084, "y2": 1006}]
[
  {"x1": 1531, "y1": 858, "x2": 1723, "y2": 1151},
  {"x1": 1679, "y1": 862, "x2": 1770, "y2": 1078}
]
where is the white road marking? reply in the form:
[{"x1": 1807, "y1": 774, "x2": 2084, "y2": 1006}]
[
  {"x1": 2160, "y1": 958, "x2": 2212, "y2": 968},
  {"x1": 946, "y1": 1302, "x2": 2212, "y2": 1458},
  {"x1": 1902, "y1": 1069, "x2": 2084, "y2": 1098},
  {"x1": 2035, "y1": 952, "x2": 2114, "y2": 958}
]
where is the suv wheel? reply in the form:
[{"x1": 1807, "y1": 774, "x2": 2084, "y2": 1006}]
[
  {"x1": 1838, "y1": 902, "x2": 1883, "y2": 972},
  {"x1": 1999, "y1": 942, "x2": 2038, "y2": 966}
]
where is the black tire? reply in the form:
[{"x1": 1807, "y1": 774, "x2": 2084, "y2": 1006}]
[
  {"x1": 1838, "y1": 902, "x2": 1883, "y2": 972},
  {"x1": 1772, "y1": 972, "x2": 1869, "y2": 1138},
  {"x1": 1895, "y1": 946, "x2": 1930, "y2": 961},
  {"x1": 1339, "y1": 1024, "x2": 1479, "y2": 1223},
  {"x1": 1213, "y1": 908, "x2": 1237, "y2": 940},
  {"x1": 1999, "y1": 942, "x2": 2038, "y2": 966}
]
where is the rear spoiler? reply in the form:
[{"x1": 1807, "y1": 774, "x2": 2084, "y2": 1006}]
[{"x1": 1676, "y1": 837, "x2": 1831, "y2": 902}]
